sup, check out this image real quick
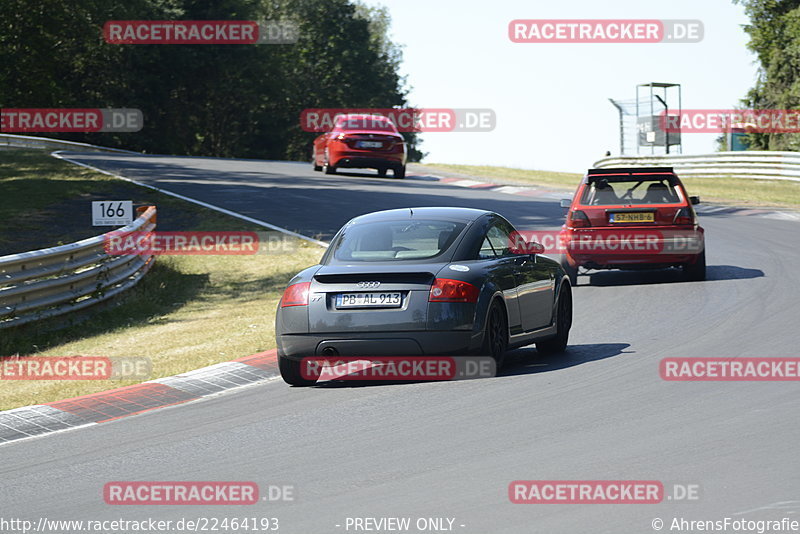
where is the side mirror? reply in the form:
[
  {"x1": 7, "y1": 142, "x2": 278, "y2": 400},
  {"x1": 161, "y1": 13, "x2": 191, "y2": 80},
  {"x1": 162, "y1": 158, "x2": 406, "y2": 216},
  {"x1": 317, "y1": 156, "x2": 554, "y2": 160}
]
[
  {"x1": 527, "y1": 242, "x2": 545, "y2": 255},
  {"x1": 690, "y1": 196, "x2": 700, "y2": 205},
  {"x1": 559, "y1": 199, "x2": 572, "y2": 209},
  {"x1": 509, "y1": 232, "x2": 544, "y2": 255}
]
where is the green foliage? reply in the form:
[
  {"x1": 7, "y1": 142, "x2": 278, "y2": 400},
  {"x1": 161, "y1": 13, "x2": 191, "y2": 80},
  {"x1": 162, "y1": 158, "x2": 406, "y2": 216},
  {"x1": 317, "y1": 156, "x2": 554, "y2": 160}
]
[
  {"x1": 0, "y1": 0, "x2": 423, "y2": 160},
  {"x1": 736, "y1": 0, "x2": 800, "y2": 150}
]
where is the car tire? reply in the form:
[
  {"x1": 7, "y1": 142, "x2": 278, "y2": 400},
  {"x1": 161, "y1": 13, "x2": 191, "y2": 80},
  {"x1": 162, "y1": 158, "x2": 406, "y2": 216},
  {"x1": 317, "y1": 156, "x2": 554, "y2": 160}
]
[
  {"x1": 560, "y1": 255, "x2": 578, "y2": 286},
  {"x1": 377, "y1": 168, "x2": 387, "y2": 177},
  {"x1": 536, "y1": 283, "x2": 572, "y2": 355},
  {"x1": 313, "y1": 161, "x2": 322, "y2": 172},
  {"x1": 684, "y1": 249, "x2": 706, "y2": 281},
  {"x1": 393, "y1": 165, "x2": 406, "y2": 179},
  {"x1": 322, "y1": 150, "x2": 336, "y2": 175},
  {"x1": 279, "y1": 356, "x2": 317, "y2": 386},
  {"x1": 481, "y1": 300, "x2": 508, "y2": 368}
]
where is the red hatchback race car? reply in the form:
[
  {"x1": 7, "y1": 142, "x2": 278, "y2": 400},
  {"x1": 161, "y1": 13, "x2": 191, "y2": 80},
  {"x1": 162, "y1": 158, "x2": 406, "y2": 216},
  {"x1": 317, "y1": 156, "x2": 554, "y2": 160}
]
[
  {"x1": 312, "y1": 113, "x2": 407, "y2": 178},
  {"x1": 558, "y1": 167, "x2": 705, "y2": 284}
]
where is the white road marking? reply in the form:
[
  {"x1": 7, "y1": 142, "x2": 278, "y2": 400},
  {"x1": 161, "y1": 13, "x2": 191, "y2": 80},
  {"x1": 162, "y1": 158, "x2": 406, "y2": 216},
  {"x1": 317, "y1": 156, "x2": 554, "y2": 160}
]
[{"x1": 51, "y1": 151, "x2": 330, "y2": 248}]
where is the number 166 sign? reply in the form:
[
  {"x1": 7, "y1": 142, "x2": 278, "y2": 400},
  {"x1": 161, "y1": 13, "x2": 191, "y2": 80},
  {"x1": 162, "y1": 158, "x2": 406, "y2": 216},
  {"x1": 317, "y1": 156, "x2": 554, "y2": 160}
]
[{"x1": 92, "y1": 200, "x2": 133, "y2": 226}]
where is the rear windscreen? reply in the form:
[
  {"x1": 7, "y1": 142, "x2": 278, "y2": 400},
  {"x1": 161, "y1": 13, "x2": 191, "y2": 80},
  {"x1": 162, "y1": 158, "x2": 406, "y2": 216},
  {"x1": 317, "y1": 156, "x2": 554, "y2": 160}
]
[
  {"x1": 331, "y1": 220, "x2": 466, "y2": 261},
  {"x1": 580, "y1": 176, "x2": 684, "y2": 206},
  {"x1": 334, "y1": 115, "x2": 398, "y2": 133}
]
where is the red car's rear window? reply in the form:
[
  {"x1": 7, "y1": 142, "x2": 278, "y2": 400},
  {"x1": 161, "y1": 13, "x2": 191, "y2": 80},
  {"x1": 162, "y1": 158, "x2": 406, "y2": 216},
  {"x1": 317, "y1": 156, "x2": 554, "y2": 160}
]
[
  {"x1": 334, "y1": 115, "x2": 398, "y2": 133},
  {"x1": 579, "y1": 176, "x2": 686, "y2": 206}
]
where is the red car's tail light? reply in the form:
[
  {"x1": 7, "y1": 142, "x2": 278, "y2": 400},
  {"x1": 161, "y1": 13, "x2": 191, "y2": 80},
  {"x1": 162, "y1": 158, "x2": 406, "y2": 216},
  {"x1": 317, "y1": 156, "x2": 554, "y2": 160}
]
[
  {"x1": 429, "y1": 278, "x2": 480, "y2": 303},
  {"x1": 673, "y1": 207, "x2": 695, "y2": 225},
  {"x1": 567, "y1": 210, "x2": 591, "y2": 228},
  {"x1": 281, "y1": 282, "x2": 311, "y2": 307}
]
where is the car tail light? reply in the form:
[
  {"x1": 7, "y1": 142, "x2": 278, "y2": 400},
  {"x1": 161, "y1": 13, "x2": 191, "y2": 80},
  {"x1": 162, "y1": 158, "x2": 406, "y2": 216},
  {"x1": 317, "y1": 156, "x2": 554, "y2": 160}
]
[
  {"x1": 281, "y1": 282, "x2": 311, "y2": 307},
  {"x1": 673, "y1": 207, "x2": 695, "y2": 225},
  {"x1": 429, "y1": 278, "x2": 479, "y2": 303},
  {"x1": 567, "y1": 210, "x2": 591, "y2": 228}
]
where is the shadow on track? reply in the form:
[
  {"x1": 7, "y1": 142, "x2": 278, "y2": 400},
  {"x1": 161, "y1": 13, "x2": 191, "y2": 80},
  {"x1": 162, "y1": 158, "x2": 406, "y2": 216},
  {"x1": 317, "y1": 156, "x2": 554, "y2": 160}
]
[
  {"x1": 307, "y1": 343, "x2": 630, "y2": 388},
  {"x1": 706, "y1": 265, "x2": 765, "y2": 281},
  {"x1": 500, "y1": 342, "x2": 632, "y2": 377},
  {"x1": 323, "y1": 170, "x2": 440, "y2": 182},
  {"x1": 583, "y1": 265, "x2": 763, "y2": 287}
]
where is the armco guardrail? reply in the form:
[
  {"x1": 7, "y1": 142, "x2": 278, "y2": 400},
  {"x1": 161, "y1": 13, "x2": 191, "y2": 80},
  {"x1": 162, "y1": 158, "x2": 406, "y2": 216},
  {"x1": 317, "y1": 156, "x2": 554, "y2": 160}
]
[
  {"x1": 0, "y1": 133, "x2": 138, "y2": 154},
  {"x1": 0, "y1": 206, "x2": 157, "y2": 329},
  {"x1": 593, "y1": 151, "x2": 800, "y2": 182}
]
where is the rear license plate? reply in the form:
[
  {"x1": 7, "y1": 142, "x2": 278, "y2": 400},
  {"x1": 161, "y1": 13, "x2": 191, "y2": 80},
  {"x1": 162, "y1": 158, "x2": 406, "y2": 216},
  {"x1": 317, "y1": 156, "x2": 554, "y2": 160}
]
[
  {"x1": 336, "y1": 292, "x2": 402, "y2": 308},
  {"x1": 610, "y1": 212, "x2": 655, "y2": 223},
  {"x1": 356, "y1": 141, "x2": 383, "y2": 149}
]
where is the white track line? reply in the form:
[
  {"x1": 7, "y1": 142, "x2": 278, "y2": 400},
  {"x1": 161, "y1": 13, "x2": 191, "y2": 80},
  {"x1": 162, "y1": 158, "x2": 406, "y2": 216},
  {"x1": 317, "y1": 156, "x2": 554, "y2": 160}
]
[{"x1": 52, "y1": 151, "x2": 329, "y2": 248}]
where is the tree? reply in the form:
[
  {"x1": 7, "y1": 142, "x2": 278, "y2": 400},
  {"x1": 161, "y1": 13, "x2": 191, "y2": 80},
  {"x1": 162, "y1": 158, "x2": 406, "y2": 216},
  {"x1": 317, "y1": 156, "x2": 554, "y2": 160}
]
[
  {"x1": 735, "y1": 0, "x2": 800, "y2": 150},
  {"x1": 0, "y1": 0, "x2": 422, "y2": 160}
]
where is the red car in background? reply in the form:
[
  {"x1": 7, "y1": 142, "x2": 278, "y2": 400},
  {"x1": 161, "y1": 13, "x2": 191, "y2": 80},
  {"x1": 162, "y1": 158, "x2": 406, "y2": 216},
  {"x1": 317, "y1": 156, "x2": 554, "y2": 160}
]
[
  {"x1": 312, "y1": 113, "x2": 407, "y2": 178},
  {"x1": 558, "y1": 167, "x2": 705, "y2": 284}
]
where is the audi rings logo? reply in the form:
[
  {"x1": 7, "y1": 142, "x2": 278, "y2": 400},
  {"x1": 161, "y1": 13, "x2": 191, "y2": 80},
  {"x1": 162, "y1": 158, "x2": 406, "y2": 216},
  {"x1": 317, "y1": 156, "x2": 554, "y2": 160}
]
[{"x1": 356, "y1": 281, "x2": 381, "y2": 288}]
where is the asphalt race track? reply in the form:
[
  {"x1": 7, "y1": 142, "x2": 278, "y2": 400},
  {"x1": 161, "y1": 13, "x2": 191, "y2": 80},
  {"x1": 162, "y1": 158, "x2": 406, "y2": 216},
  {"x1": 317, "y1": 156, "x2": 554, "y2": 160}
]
[{"x1": 2, "y1": 154, "x2": 799, "y2": 533}]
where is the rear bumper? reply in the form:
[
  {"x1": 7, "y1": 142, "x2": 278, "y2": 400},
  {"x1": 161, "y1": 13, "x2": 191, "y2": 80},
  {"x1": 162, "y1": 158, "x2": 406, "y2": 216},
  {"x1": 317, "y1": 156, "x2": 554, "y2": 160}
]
[
  {"x1": 331, "y1": 154, "x2": 405, "y2": 169},
  {"x1": 570, "y1": 255, "x2": 701, "y2": 270},
  {"x1": 277, "y1": 331, "x2": 479, "y2": 361},
  {"x1": 561, "y1": 226, "x2": 704, "y2": 268}
]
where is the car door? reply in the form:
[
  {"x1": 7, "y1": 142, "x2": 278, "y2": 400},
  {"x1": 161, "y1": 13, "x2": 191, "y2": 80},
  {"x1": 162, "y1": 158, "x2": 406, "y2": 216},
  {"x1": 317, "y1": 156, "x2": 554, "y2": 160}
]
[
  {"x1": 491, "y1": 219, "x2": 555, "y2": 331},
  {"x1": 481, "y1": 223, "x2": 522, "y2": 334}
]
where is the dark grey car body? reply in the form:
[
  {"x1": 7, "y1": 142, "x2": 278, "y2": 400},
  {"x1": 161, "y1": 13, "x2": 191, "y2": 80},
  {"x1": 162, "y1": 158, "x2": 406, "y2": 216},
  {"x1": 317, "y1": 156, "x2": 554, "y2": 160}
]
[{"x1": 276, "y1": 207, "x2": 571, "y2": 363}]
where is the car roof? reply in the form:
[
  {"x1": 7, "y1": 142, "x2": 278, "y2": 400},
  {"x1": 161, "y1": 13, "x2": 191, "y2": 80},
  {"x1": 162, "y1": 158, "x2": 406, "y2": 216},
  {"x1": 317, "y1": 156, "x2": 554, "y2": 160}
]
[
  {"x1": 348, "y1": 207, "x2": 493, "y2": 224},
  {"x1": 584, "y1": 167, "x2": 680, "y2": 183},
  {"x1": 587, "y1": 167, "x2": 675, "y2": 175}
]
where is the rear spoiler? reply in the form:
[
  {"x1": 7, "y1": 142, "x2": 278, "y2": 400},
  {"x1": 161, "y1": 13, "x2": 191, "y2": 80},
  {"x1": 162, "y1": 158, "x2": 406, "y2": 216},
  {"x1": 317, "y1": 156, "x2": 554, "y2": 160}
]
[{"x1": 586, "y1": 167, "x2": 677, "y2": 183}]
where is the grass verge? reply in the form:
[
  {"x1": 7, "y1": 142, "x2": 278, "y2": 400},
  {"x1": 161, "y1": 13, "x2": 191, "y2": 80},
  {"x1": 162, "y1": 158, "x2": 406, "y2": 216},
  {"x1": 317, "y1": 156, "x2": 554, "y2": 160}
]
[
  {"x1": 416, "y1": 163, "x2": 582, "y2": 191},
  {"x1": 0, "y1": 149, "x2": 324, "y2": 410},
  {"x1": 418, "y1": 162, "x2": 800, "y2": 208}
]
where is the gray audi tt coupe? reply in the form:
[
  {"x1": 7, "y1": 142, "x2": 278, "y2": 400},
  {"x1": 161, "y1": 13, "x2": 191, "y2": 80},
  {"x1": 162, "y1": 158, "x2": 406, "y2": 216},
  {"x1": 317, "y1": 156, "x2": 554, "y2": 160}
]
[{"x1": 275, "y1": 207, "x2": 573, "y2": 385}]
